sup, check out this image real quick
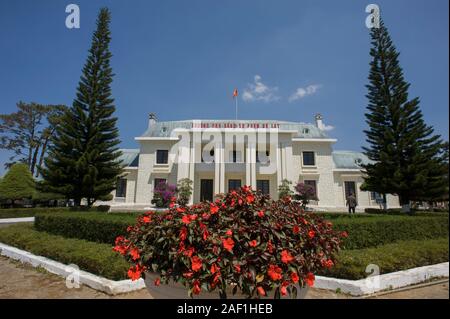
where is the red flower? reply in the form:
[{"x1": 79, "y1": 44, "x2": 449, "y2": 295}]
[
  {"x1": 169, "y1": 202, "x2": 175, "y2": 208},
  {"x1": 292, "y1": 225, "x2": 300, "y2": 234},
  {"x1": 203, "y1": 229, "x2": 209, "y2": 240},
  {"x1": 280, "y1": 281, "x2": 289, "y2": 296},
  {"x1": 184, "y1": 246, "x2": 195, "y2": 257},
  {"x1": 179, "y1": 227, "x2": 188, "y2": 241},
  {"x1": 281, "y1": 250, "x2": 294, "y2": 264},
  {"x1": 267, "y1": 240, "x2": 274, "y2": 253},
  {"x1": 176, "y1": 207, "x2": 186, "y2": 213},
  {"x1": 226, "y1": 229, "x2": 233, "y2": 236},
  {"x1": 182, "y1": 215, "x2": 191, "y2": 225},
  {"x1": 291, "y1": 272, "x2": 299, "y2": 283},
  {"x1": 210, "y1": 263, "x2": 220, "y2": 274},
  {"x1": 238, "y1": 198, "x2": 243, "y2": 205},
  {"x1": 308, "y1": 230, "x2": 316, "y2": 239},
  {"x1": 192, "y1": 280, "x2": 201, "y2": 295},
  {"x1": 246, "y1": 194, "x2": 255, "y2": 204},
  {"x1": 127, "y1": 265, "x2": 144, "y2": 281},
  {"x1": 183, "y1": 271, "x2": 194, "y2": 278},
  {"x1": 267, "y1": 264, "x2": 282, "y2": 281},
  {"x1": 210, "y1": 204, "x2": 219, "y2": 214},
  {"x1": 242, "y1": 185, "x2": 251, "y2": 193},
  {"x1": 191, "y1": 256, "x2": 203, "y2": 272},
  {"x1": 322, "y1": 259, "x2": 334, "y2": 269},
  {"x1": 222, "y1": 237, "x2": 235, "y2": 252},
  {"x1": 305, "y1": 272, "x2": 315, "y2": 287},
  {"x1": 142, "y1": 216, "x2": 151, "y2": 223},
  {"x1": 249, "y1": 240, "x2": 258, "y2": 247},
  {"x1": 234, "y1": 264, "x2": 241, "y2": 273},
  {"x1": 341, "y1": 231, "x2": 348, "y2": 238},
  {"x1": 154, "y1": 278, "x2": 161, "y2": 286},
  {"x1": 257, "y1": 210, "x2": 265, "y2": 217},
  {"x1": 129, "y1": 247, "x2": 140, "y2": 261},
  {"x1": 257, "y1": 286, "x2": 266, "y2": 296}
]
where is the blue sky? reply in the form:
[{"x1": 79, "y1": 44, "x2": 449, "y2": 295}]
[{"x1": 0, "y1": 0, "x2": 448, "y2": 175}]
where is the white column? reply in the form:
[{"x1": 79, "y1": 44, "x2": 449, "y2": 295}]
[
  {"x1": 188, "y1": 140, "x2": 195, "y2": 205},
  {"x1": 250, "y1": 142, "x2": 257, "y2": 189},
  {"x1": 246, "y1": 143, "x2": 251, "y2": 186},
  {"x1": 276, "y1": 143, "x2": 283, "y2": 187},
  {"x1": 219, "y1": 145, "x2": 225, "y2": 193}
]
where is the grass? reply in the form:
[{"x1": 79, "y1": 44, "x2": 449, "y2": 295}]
[{"x1": 320, "y1": 237, "x2": 449, "y2": 280}]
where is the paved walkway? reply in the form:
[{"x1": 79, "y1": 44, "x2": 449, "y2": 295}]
[{"x1": 0, "y1": 256, "x2": 447, "y2": 299}]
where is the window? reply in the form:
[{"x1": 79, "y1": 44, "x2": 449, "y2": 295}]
[
  {"x1": 304, "y1": 180, "x2": 317, "y2": 198},
  {"x1": 228, "y1": 179, "x2": 241, "y2": 191},
  {"x1": 344, "y1": 181, "x2": 356, "y2": 199},
  {"x1": 257, "y1": 180, "x2": 270, "y2": 195},
  {"x1": 156, "y1": 150, "x2": 168, "y2": 164},
  {"x1": 371, "y1": 192, "x2": 383, "y2": 202},
  {"x1": 230, "y1": 151, "x2": 242, "y2": 163},
  {"x1": 154, "y1": 178, "x2": 167, "y2": 190},
  {"x1": 115, "y1": 178, "x2": 127, "y2": 198},
  {"x1": 302, "y1": 151, "x2": 315, "y2": 166}
]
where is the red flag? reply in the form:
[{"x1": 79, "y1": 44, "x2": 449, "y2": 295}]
[{"x1": 233, "y1": 88, "x2": 238, "y2": 98}]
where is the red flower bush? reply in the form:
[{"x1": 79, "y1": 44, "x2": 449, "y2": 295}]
[{"x1": 114, "y1": 186, "x2": 345, "y2": 298}]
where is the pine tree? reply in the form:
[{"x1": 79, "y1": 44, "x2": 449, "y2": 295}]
[
  {"x1": 41, "y1": 8, "x2": 122, "y2": 206},
  {"x1": 361, "y1": 19, "x2": 447, "y2": 212},
  {"x1": 0, "y1": 163, "x2": 35, "y2": 202}
]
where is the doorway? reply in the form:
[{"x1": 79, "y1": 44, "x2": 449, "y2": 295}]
[{"x1": 200, "y1": 179, "x2": 214, "y2": 202}]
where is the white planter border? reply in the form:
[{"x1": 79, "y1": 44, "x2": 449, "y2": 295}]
[
  {"x1": 0, "y1": 242, "x2": 145, "y2": 295},
  {"x1": 0, "y1": 242, "x2": 448, "y2": 296},
  {"x1": 315, "y1": 262, "x2": 449, "y2": 296},
  {"x1": 0, "y1": 217, "x2": 35, "y2": 224}
]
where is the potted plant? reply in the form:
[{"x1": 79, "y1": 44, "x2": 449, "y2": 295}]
[
  {"x1": 151, "y1": 181, "x2": 177, "y2": 208},
  {"x1": 114, "y1": 186, "x2": 345, "y2": 298},
  {"x1": 177, "y1": 178, "x2": 193, "y2": 207},
  {"x1": 294, "y1": 182, "x2": 319, "y2": 209}
]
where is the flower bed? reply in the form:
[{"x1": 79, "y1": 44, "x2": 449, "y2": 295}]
[
  {"x1": 114, "y1": 187, "x2": 345, "y2": 298},
  {"x1": 0, "y1": 224, "x2": 129, "y2": 280},
  {"x1": 319, "y1": 237, "x2": 449, "y2": 280}
]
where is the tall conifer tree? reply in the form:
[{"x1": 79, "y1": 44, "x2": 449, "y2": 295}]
[
  {"x1": 41, "y1": 8, "x2": 122, "y2": 206},
  {"x1": 361, "y1": 19, "x2": 447, "y2": 212}
]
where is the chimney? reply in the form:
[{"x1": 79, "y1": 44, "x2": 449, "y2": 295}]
[
  {"x1": 148, "y1": 112, "x2": 157, "y2": 129},
  {"x1": 315, "y1": 113, "x2": 324, "y2": 130}
]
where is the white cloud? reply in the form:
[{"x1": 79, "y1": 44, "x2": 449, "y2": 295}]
[
  {"x1": 288, "y1": 84, "x2": 321, "y2": 102},
  {"x1": 242, "y1": 75, "x2": 280, "y2": 103}
]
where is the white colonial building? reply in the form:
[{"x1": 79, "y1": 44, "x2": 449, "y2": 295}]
[{"x1": 109, "y1": 114, "x2": 399, "y2": 211}]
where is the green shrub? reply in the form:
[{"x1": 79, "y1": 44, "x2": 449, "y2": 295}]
[
  {"x1": 0, "y1": 207, "x2": 71, "y2": 219},
  {"x1": 34, "y1": 212, "x2": 139, "y2": 244},
  {"x1": 320, "y1": 238, "x2": 449, "y2": 280},
  {"x1": 331, "y1": 215, "x2": 449, "y2": 249},
  {"x1": 0, "y1": 224, "x2": 129, "y2": 280}
]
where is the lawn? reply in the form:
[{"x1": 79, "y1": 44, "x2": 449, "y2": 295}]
[{"x1": 0, "y1": 209, "x2": 448, "y2": 282}]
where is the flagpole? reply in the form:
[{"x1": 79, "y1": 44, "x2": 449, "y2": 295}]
[{"x1": 235, "y1": 96, "x2": 238, "y2": 120}]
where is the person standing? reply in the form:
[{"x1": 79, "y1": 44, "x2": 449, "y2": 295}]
[{"x1": 346, "y1": 192, "x2": 357, "y2": 214}]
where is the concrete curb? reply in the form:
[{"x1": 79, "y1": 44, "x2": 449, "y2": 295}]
[
  {"x1": 0, "y1": 241, "x2": 447, "y2": 296},
  {"x1": 0, "y1": 242, "x2": 145, "y2": 295},
  {"x1": 0, "y1": 217, "x2": 35, "y2": 224},
  {"x1": 315, "y1": 262, "x2": 449, "y2": 296}
]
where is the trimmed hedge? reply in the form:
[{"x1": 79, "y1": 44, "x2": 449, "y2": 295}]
[
  {"x1": 320, "y1": 238, "x2": 449, "y2": 280},
  {"x1": 364, "y1": 208, "x2": 448, "y2": 216},
  {"x1": 332, "y1": 215, "x2": 449, "y2": 249},
  {"x1": 0, "y1": 224, "x2": 129, "y2": 280},
  {"x1": 0, "y1": 207, "x2": 71, "y2": 219},
  {"x1": 34, "y1": 212, "x2": 139, "y2": 245}
]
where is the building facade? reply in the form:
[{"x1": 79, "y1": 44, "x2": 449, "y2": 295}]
[{"x1": 110, "y1": 114, "x2": 399, "y2": 211}]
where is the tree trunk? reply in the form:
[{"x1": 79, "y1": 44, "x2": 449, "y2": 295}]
[
  {"x1": 30, "y1": 143, "x2": 40, "y2": 176},
  {"x1": 382, "y1": 194, "x2": 387, "y2": 210},
  {"x1": 35, "y1": 137, "x2": 49, "y2": 177}
]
